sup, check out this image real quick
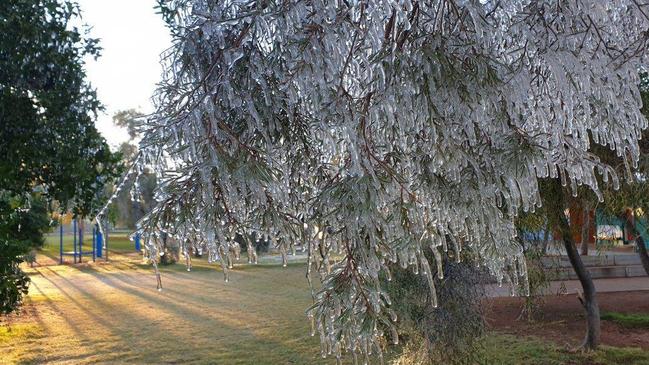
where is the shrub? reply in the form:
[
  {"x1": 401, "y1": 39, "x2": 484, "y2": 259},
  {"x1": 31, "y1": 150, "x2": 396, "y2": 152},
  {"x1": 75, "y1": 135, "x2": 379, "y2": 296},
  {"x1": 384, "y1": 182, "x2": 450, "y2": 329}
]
[
  {"x1": 0, "y1": 193, "x2": 49, "y2": 314},
  {"x1": 386, "y1": 255, "x2": 487, "y2": 364}
]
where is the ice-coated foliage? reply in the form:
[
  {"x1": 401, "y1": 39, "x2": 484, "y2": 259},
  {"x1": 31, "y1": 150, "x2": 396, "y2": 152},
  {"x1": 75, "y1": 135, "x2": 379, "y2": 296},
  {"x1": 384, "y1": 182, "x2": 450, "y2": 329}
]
[{"x1": 98, "y1": 0, "x2": 649, "y2": 361}]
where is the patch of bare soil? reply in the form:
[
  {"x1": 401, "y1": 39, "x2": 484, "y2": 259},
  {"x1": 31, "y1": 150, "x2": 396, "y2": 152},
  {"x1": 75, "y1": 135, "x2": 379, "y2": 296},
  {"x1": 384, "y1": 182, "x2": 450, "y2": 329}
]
[{"x1": 485, "y1": 291, "x2": 649, "y2": 349}]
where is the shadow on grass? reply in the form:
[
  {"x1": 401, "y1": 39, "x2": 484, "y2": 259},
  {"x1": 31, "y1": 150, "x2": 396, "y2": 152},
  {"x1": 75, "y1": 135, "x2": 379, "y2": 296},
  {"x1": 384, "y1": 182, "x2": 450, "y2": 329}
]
[{"x1": 34, "y1": 263, "x2": 327, "y2": 364}]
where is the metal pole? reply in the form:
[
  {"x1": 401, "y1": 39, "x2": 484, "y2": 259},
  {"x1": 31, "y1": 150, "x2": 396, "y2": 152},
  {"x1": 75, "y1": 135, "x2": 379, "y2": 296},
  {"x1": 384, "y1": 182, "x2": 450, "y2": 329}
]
[
  {"x1": 96, "y1": 229, "x2": 103, "y2": 258},
  {"x1": 135, "y1": 233, "x2": 141, "y2": 251},
  {"x1": 73, "y1": 218, "x2": 77, "y2": 264},
  {"x1": 105, "y1": 225, "x2": 109, "y2": 262},
  {"x1": 92, "y1": 226, "x2": 96, "y2": 262},
  {"x1": 79, "y1": 219, "x2": 83, "y2": 264},
  {"x1": 59, "y1": 217, "x2": 63, "y2": 264}
]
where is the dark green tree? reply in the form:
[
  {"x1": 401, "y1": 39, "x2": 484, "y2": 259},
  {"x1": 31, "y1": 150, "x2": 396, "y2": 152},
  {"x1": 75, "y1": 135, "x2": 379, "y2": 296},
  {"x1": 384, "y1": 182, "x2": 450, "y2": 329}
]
[
  {"x1": 0, "y1": 193, "x2": 50, "y2": 314},
  {"x1": 0, "y1": 0, "x2": 122, "y2": 314}
]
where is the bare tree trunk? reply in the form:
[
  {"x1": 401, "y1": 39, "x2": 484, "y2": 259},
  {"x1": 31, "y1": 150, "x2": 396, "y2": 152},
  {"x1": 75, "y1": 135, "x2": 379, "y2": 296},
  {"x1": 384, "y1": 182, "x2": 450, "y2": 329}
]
[
  {"x1": 562, "y1": 232, "x2": 601, "y2": 350},
  {"x1": 624, "y1": 209, "x2": 649, "y2": 276},
  {"x1": 580, "y1": 205, "x2": 590, "y2": 256},
  {"x1": 541, "y1": 224, "x2": 551, "y2": 255},
  {"x1": 552, "y1": 182, "x2": 600, "y2": 350}
]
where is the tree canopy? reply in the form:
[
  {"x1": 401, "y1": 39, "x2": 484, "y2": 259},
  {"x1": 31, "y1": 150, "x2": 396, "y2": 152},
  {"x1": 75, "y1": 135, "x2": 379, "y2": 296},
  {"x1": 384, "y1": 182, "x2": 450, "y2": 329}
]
[
  {"x1": 0, "y1": 0, "x2": 121, "y2": 216},
  {"x1": 0, "y1": 0, "x2": 122, "y2": 314}
]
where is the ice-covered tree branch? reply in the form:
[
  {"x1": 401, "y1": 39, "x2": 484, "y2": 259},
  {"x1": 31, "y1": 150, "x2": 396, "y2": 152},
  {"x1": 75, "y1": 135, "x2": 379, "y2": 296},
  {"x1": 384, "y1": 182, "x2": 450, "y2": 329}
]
[{"x1": 99, "y1": 0, "x2": 649, "y2": 360}]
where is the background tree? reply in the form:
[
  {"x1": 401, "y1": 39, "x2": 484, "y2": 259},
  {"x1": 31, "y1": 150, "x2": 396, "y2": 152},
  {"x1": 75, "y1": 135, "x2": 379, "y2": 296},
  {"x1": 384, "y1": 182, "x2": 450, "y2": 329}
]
[
  {"x1": 596, "y1": 77, "x2": 649, "y2": 276},
  {"x1": 514, "y1": 179, "x2": 602, "y2": 349},
  {"x1": 0, "y1": 0, "x2": 122, "y2": 315},
  {"x1": 103, "y1": 0, "x2": 649, "y2": 359},
  {"x1": 511, "y1": 78, "x2": 649, "y2": 351},
  {"x1": 113, "y1": 109, "x2": 144, "y2": 141},
  {"x1": 598, "y1": 135, "x2": 649, "y2": 276},
  {"x1": 109, "y1": 109, "x2": 157, "y2": 229},
  {"x1": 543, "y1": 181, "x2": 602, "y2": 349}
]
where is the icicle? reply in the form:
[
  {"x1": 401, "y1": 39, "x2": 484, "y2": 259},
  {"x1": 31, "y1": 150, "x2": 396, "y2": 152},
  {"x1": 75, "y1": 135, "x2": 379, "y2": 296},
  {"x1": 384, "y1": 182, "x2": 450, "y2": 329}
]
[
  {"x1": 431, "y1": 244, "x2": 444, "y2": 279},
  {"x1": 420, "y1": 255, "x2": 438, "y2": 308}
]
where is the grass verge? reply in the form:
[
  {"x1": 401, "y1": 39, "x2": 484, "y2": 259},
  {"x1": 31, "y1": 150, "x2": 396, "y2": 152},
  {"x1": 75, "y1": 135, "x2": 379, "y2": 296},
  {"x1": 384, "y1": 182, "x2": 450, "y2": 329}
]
[
  {"x1": 601, "y1": 311, "x2": 649, "y2": 329},
  {"x1": 480, "y1": 334, "x2": 649, "y2": 365}
]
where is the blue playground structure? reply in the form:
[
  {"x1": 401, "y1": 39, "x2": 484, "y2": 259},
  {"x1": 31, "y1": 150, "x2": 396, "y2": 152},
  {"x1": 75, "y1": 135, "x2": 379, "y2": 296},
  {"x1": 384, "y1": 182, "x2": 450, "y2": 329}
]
[
  {"x1": 58, "y1": 218, "x2": 108, "y2": 264},
  {"x1": 134, "y1": 232, "x2": 141, "y2": 251}
]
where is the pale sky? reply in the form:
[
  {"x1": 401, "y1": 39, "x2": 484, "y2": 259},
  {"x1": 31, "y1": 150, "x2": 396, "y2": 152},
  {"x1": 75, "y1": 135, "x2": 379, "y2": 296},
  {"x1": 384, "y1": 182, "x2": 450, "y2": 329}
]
[{"x1": 76, "y1": 0, "x2": 172, "y2": 149}]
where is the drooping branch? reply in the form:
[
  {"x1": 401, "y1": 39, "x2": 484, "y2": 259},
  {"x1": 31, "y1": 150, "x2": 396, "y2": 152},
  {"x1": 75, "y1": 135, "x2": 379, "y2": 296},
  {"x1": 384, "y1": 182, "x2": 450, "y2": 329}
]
[{"x1": 100, "y1": 0, "x2": 649, "y2": 360}]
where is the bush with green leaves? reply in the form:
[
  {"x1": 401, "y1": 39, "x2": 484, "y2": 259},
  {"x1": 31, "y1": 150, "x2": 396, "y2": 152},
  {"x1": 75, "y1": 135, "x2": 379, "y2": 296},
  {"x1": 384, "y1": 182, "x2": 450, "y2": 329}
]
[
  {"x1": 0, "y1": 0, "x2": 122, "y2": 315},
  {"x1": 0, "y1": 193, "x2": 50, "y2": 314}
]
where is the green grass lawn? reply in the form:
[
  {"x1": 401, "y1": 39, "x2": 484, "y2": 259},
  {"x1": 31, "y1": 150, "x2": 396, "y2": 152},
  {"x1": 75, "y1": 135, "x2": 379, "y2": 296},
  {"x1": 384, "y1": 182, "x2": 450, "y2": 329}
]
[
  {"x1": 2, "y1": 260, "x2": 347, "y2": 364},
  {"x1": 480, "y1": 335, "x2": 649, "y2": 365},
  {"x1": 3, "y1": 253, "x2": 649, "y2": 364},
  {"x1": 38, "y1": 232, "x2": 136, "y2": 265}
]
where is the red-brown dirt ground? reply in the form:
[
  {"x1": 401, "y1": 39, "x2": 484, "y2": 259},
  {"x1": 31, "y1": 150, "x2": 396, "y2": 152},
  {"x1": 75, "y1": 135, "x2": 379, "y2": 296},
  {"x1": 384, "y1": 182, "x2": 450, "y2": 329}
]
[{"x1": 486, "y1": 291, "x2": 649, "y2": 349}]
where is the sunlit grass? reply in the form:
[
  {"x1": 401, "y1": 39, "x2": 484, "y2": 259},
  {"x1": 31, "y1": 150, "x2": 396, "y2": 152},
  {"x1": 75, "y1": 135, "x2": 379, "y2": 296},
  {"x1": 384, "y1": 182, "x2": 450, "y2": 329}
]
[
  {"x1": 3, "y1": 261, "x2": 340, "y2": 364},
  {"x1": 42, "y1": 232, "x2": 135, "y2": 254},
  {"x1": 5, "y1": 252, "x2": 649, "y2": 364},
  {"x1": 0, "y1": 324, "x2": 43, "y2": 345}
]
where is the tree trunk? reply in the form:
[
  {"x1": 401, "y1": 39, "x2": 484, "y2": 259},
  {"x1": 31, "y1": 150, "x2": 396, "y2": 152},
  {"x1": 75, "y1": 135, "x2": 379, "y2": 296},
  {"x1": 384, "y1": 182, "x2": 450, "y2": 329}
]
[
  {"x1": 624, "y1": 209, "x2": 649, "y2": 276},
  {"x1": 561, "y1": 231, "x2": 601, "y2": 350},
  {"x1": 580, "y1": 206, "x2": 590, "y2": 256},
  {"x1": 552, "y1": 182, "x2": 600, "y2": 350}
]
